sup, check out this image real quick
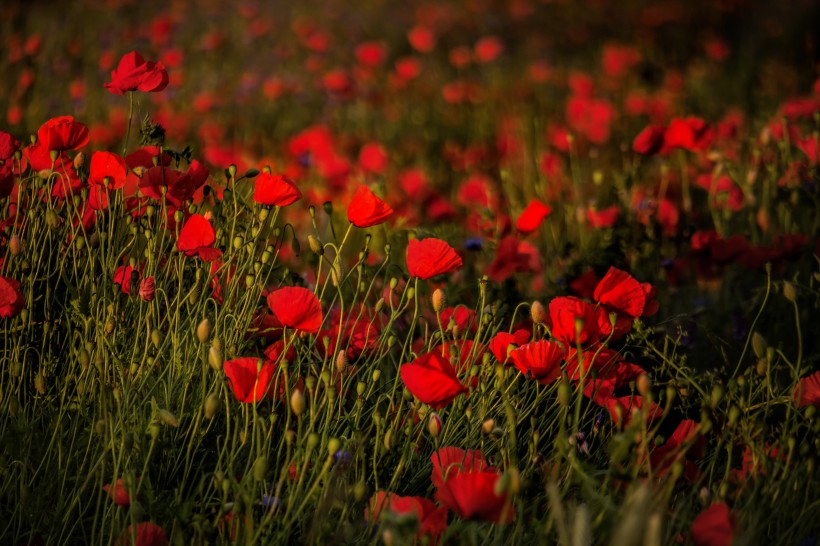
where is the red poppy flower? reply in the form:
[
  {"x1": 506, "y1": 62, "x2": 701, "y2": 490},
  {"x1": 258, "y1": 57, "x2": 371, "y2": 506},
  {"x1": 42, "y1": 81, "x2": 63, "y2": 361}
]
[
  {"x1": 691, "y1": 502, "x2": 735, "y2": 546},
  {"x1": 489, "y1": 329, "x2": 531, "y2": 363},
  {"x1": 177, "y1": 214, "x2": 222, "y2": 261},
  {"x1": 116, "y1": 521, "x2": 168, "y2": 546},
  {"x1": 793, "y1": 371, "x2": 820, "y2": 408},
  {"x1": 113, "y1": 265, "x2": 140, "y2": 295},
  {"x1": 138, "y1": 166, "x2": 196, "y2": 210},
  {"x1": 266, "y1": 286, "x2": 323, "y2": 334},
  {"x1": 223, "y1": 357, "x2": 277, "y2": 403},
  {"x1": 663, "y1": 117, "x2": 713, "y2": 153},
  {"x1": 105, "y1": 51, "x2": 169, "y2": 95},
  {"x1": 509, "y1": 340, "x2": 564, "y2": 385},
  {"x1": 515, "y1": 199, "x2": 552, "y2": 234},
  {"x1": 406, "y1": 238, "x2": 463, "y2": 280},
  {"x1": 358, "y1": 142, "x2": 388, "y2": 174},
  {"x1": 648, "y1": 419, "x2": 701, "y2": 476},
  {"x1": 548, "y1": 296, "x2": 601, "y2": 346},
  {"x1": 601, "y1": 395, "x2": 663, "y2": 428},
  {"x1": 89, "y1": 151, "x2": 127, "y2": 189},
  {"x1": 37, "y1": 116, "x2": 89, "y2": 152},
  {"x1": 400, "y1": 352, "x2": 468, "y2": 409},
  {"x1": 365, "y1": 492, "x2": 447, "y2": 542},
  {"x1": 431, "y1": 447, "x2": 491, "y2": 488},
  {"x1": 126, "y1": 146, "x2": 172, "y2": 171},
  {"x1": 438, "y1": 307, "x2": 477, "y2": 334},
  {"x1": 253, "y1": 172, "x2": 302, "y2": 206},
  {"x1": 435, "y1": 470, "x2": 514, "y2": 524},
  {"x1": 585, "y1": 206, "x2": 618, "y2": 229},
  {"x1": 347, "y1": 185, "x2": 393, "y2": 227},
  {"x1": 408, "y1": 25, "x2": 436, "y2": 53},
  {"x1": 594, "y1": 267, "x2": 647, "y2": 318},
  {"x1": 632, "y1": 124, "x2": 666, "y2": 155},
  {"x1": 355, "y1": 41, "x2": 387, "y2": 67},
  {"x1": 0, "y1": 130, "x2": 20, "y2": 160},
  {"x1": 139, "y1": 277, "x2": 155, "y2": 302},
  {"x1": 0, "y1": 276, "x2": 25, "y2": 318},
  {"x1": 103, "y1": 478, "x2": 131, "y2": 506}
]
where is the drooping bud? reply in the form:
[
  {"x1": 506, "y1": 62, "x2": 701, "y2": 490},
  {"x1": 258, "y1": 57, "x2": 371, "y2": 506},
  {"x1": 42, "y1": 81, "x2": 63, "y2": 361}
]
[
  {"x1": 157, "y1": 408, "x2": 179, "y2": 427},
  {"x1": 308, "y1": 235, "x2": 324, "y2": 256},
  {"x1": 482, "y1": 419, "x2": 495, "y2": 434},
  {"x1": 783, "y1": 281, "x2": 797, "y2": 303},
  {"x1": 636, "y1": 374, "x2": 652, "y2": 396},
  {"x1": 204, "y1": 393, "x2": 221, "y2": 419},
  {"x1": 751, "y1": 332, "x2": 767, "y2": 359}
]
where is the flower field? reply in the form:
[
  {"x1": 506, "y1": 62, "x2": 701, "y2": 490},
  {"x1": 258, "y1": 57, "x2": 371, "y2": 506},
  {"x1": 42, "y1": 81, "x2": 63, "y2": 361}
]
[{"x1": 1, "y1": 0, "x2": 819, "y2": 544}]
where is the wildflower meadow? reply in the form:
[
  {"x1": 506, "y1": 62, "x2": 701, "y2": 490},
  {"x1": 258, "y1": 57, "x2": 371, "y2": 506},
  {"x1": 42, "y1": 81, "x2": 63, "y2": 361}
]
[{"x1": 1, "y1": 0, "x2": 819, "y2": 544}]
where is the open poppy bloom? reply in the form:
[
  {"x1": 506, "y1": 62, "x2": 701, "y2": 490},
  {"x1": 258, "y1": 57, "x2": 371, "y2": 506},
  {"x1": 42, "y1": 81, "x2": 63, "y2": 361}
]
[
  {"x1": 0, "y1": 275, "x2": 25, "y2": 318},
  {"x1": 430, "y1": 447, "x2": 490, "y2": 487},
  {"x1": 223, "y1": 357, "x2": 278, "y2": 403},
  {"x1": 89, "y1": 151, "x2": 127, "y2": 189},
  {"x1": 594, "y1": 267, "x2": 648, "y2": 317},
  {"x1": 548, "y1": 296, "x2": 602, "y2": 346},
  {"x1": 177, "y1": 214, "x2": 222, "y2": 261},
  {"x1": 266, "y1": 286, "x2": 323, "y2": 334},
  {"x1": 105, "y1": 51, "x2": 169, "y2": 95},
  {"x1": 435, "y1": 468, "x2": 514, "y2": 524},
  {"x1": 489, "y1": 329, "x2": 531, "y2": 363},
  {"x1": 400, "y1": 352, "x2": 468, "y2": 409},
  {"x1": 37, "y1": 116, "x2": 89, "y2": 152},
  {"x1": 509, "y1": 340, "x2": 564, "y2": 385},
  {"x1": 365, "y1": 491, "x2": 447, "y2": 543},
  {"x1": 406, "y1": 238, "x2": 463, "y2": 280},
  {"x1": 253, "y1": 172, "x2": 302, "y2": 206},
  {"x1": 347, "y1": 185, "x2": 393, "y2": 227}
]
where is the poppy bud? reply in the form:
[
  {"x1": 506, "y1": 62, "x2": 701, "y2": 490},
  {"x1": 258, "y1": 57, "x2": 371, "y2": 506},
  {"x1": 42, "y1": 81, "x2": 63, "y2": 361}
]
[
  {"x1": 34, "y1": 371, "x2": 46, "y2": 395},
  {"x1": 327, "y1": 438, "x2": 341, "y2": 457},
  {"x1": 751, "y1": 332, "x2": 767, "y2": 359},
  {"x1": 431, "y1": 288, "x2": 445, "y2": 313},
  {"x1": 710, "y1": 384, "x2": 724, "y2": 408},
  {"x1": 151, "y1": 329, "x2": 163, "y2": 348},
  {"x1": 428, "y1": 412, "x2": 442, "y2": 437},
  {"x1": 196, "y1": 318, "x2": 212, "y2": 344},
  {"x1": 204, "y1": 393, "x2": 221, "y2": 419},
  {"x1": 323, "y1": 201, "x2": 333, "y2": 216},
  {"x1": 252, "y1": 455, "x2": 269, "y2": 481},
  {"x1": 228, "y1": 164, "x2": 237, "y2": 178},
  {"x1": 139, "y1": 276, "x2": 155, "y2": 301},
  {"x1": 45, "y1": 209, "x2": 60, "y2": 229},
  {"x1": 482, "y1": 419, "x2": 495, "y2": 434},
  {"x1": 557, "y1": 380, "x2": 571, "y2": 407},
  {"x1": 306, "y1": 432, "x2": 320, "y2": 451},
  {"x1": 353, "y1": 480, "x2": 367, "y2": 501},
  {"x1": 530, "y1": 301, "x2": 547, "y2": 325},
  {"x1": 636, "y1": 374, "x2": 652, "y2": 396},
  {"x1": 290, "y1": 389, "x2": 306, "y2": 416},
  {"x1": 728, "y1": 405, "x2": 740, "y2": 427},
  {"x1": 232, "y1": 235, "x2": 244, "y2": 249},
  {"x1": 308, "y1": 235, "x2": 324, "y2": 255},
  {"x1": 372, "y1": 369, "x2": 381, "y2": 382},
  {"x1": 783, "y1": 281, "x2": 797, "y2": 303},
  {"x1": 157, "y1": 409, "x2": 179, "y2": 427},
  {"x1": 335, "y1": 350, "x2": 348, "y2": 372},
  {"x1": 9, "y1": 234, "x2": 22, "y2": 255}
]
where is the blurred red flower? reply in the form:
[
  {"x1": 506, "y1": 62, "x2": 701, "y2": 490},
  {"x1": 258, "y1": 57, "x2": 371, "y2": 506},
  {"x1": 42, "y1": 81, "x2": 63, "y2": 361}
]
[
  {"x1": 0, "y1": 276, "x2": 25, "y2": 318},
  {"x1": 347, "y1": 185, "x2": 393, "y2": 227},
  {"x1": 358, "y1": 142, "x2": 388, "y2": 174},
  {"x1": 37, "y1": 116, "x2": 89, "y2": 152},
  {"x1": 105, "y1": 51, "x2": 169, "y2": 95},
  {"x1": 89, "y1": 151, "x2": 127, "y2": 189},
  {"x1": 793, "y1": 371, "x2": 820, "y2": 408},
  {"x1": 266, "y1": 286, "x2": 323, "y2": 334},
  {"x1": 509, "y1": 340, "x2": 564, "y2": 385},
  {"x1": 177, "y1": 214, "x2": 221, "y2": 262},
  {"x1": 400, "y1": 352, "x2": 467, "y2": 409},
  {"x1": 0, "y1": 130, "x2": 20, "y2": 160},
  {"x1": 113, "y1": 264, "x2": 140, "y2": 295},
  {"x1": 103, "y1": 478, "x2": 131, "y2": 506},
  {"x1": 632, "y1": 124, "x2": 666, "y2": 155},
  {"x1": 116, "y1": 522, "x2": 168, "y2": 546},
  {"x1": 406, "y1": 238, "x2": 463, "y2": 280},
  {"x1": 253, "y1": 173, "x2": 302, "y2": 207},
  {"x1": 691, "y1": 502, "x2": 735, "y2": 546},
  {"x1": 515, "y1": 199, "x2": 552, "y2": 234},
  {"x1": 365, "y1": 492, "x2": 447, "y2": 543}
]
